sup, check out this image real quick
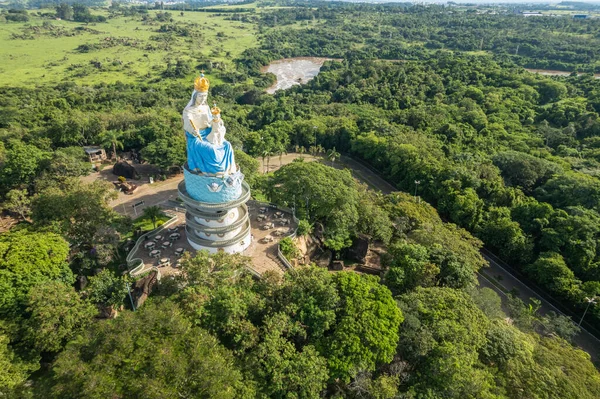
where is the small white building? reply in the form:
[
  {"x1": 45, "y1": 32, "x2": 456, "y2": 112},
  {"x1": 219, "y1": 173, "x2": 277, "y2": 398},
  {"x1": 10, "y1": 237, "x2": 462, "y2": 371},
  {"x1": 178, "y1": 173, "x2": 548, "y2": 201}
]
[{"x1": 83, "y1": 146, "x2": 107, "y2": 163}]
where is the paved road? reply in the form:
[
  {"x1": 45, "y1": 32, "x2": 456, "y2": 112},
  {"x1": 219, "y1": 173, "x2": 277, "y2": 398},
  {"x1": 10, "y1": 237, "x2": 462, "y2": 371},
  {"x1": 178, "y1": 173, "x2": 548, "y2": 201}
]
[
  {"x1": 331, "y1": 155, "x2": 600, "y2": 361},
  {"x1": 101, "y1": 154, "x2": 599, "y2": 359}
]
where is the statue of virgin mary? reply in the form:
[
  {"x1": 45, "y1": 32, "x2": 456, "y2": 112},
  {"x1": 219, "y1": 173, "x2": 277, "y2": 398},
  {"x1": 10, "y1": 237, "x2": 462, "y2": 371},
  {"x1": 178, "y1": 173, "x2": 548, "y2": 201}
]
[{"x1": 182, "y1": 74, "x2": 236, "y2": 175}]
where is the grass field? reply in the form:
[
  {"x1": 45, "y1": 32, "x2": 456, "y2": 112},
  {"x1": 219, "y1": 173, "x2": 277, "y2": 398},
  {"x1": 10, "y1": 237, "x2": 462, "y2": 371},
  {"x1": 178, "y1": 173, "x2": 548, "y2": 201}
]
[{"x1": 0, "y1": 7, "x2": 259, "y2": 86}]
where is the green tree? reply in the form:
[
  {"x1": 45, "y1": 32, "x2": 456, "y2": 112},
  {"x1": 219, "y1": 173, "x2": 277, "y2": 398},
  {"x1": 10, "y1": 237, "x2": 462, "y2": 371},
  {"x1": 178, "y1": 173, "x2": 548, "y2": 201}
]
[
  {"x1": 279, "y1": 237, "x2": 299, "y2": 261},
  {"x1": 479, "y1": 320, "x2": 534, "y2": 369},
  {"x1": 41, "y1": 147, "x2": 92, "y2": 182},
  {"x1": 234, "y1": 149, "x2": 260, "y2": 186},
  {"x1": 142, "y1": 205, "x2": 163, "y2": 230},
  {"x1": 326, "y1": 147, "x2": 340, "y2": 166},
  {"x1": 397, "y1": 287, "x2": 494, "y2": 398},
  {"x1": 268, "y1": 162, "x2": 361, "y2": 250},
  {"x1": 0, "y1": 230, "x2": 72, "y2": 316},
  {"x1": 385, "y1": 242, "x2": 439, "y2": 293},
  {"x1": 492, "y1": 151, "x2": 561, "y2": 192},
  {"x1": 86, "y1": 269, "x2": 128, "y2": 309},
  {"x1": 296, "y1": 219, "x2": 313, "y2": 236},
  {"x1": 47, "y1": 301, "x2": 250, "y2": 399},
  {"x1": 249, "y1": 313, "x2": 329, "y2": 398},
  {"x1": 177, "y1": 251, "x2": 261, "y2": 354},
  {"x1": 524, "y1": 252, "x2": 582, "y2": 301},
  {"x1": 0, "y1": 140, "x2": 49, "y2": 194},
  {"x1": 31, "y1": 179, "x2": 118, "y2": 246},
  {"x1": 140, "y1": 135, "x2": 186, "y2": 170},
  {"x1": 476, "y1": 207, "x2": 532, "y2": 264},
  {"x1": 0, "y1": 332, "x2": 37, "y2": 396},
  {"x1": 320, "y1": 272, "x2": 403, "y2": 382},
  {"x1": 55, "y1": 3, "x2": 73, "y2": 20},
  {"x1": 99, "y1": 130, "x2": 124, "y2": 161},
  {"x1": 3, "y1": 189, "x2": 30, "y2": 220},
  {"x1": 24, "y1": 281, "x2": 97, "y2": 353}
]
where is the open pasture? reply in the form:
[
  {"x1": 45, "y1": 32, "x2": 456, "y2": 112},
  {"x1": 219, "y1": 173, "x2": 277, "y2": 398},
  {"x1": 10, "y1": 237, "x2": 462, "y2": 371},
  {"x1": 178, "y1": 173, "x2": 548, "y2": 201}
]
[{"x1": 0, "y1": 7, "x2": 259, "y2": 86}]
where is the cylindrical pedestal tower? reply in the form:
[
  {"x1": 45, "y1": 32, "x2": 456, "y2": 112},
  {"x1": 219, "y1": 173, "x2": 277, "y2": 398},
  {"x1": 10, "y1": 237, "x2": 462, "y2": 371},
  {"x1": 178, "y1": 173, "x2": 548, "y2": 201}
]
[{"x1": 178, "y1": 166, "x2": 251, "y2": 254}]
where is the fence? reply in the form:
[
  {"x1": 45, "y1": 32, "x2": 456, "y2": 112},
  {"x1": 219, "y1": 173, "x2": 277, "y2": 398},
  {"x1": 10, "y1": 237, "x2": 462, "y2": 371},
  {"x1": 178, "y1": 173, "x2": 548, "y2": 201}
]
[
  {"x1": 127, "y1": 210, "x2": 179, "y2": 279},
  {"x1": 249, "y1": 200, "x2": 299, "y2": 271}
]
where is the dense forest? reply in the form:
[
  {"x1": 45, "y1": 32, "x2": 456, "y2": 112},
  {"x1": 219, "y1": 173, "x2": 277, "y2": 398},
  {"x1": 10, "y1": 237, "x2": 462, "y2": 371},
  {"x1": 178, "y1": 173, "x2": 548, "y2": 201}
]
[
  {"x1": 1, "y1": 1, "x2": 600, "y2": 397},
  {"x1": 257, "y1": 1, "x2": 600, "y2": 72}
]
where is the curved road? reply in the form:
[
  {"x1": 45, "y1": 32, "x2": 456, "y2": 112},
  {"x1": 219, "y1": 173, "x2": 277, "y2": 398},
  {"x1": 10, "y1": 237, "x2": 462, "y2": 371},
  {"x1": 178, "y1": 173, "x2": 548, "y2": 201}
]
[
  {"x1": 334, "y1": 155, "x2": 600, "y2": 361},
  {"x1": 103, "y1": 152, "x2": 599, "y2": 360},
  {"x1": 261, "y1": 153, "x2": 600, "y2": 361}
]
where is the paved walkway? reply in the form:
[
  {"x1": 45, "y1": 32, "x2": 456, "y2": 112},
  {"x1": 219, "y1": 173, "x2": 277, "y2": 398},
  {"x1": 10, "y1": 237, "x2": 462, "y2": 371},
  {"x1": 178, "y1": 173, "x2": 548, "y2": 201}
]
[
  {"x1": 83, "y1": 164, "x2": 183, "y2": 218},
  {"x1": 90, "y1": 164, "x2": 297, "y2": 277}
]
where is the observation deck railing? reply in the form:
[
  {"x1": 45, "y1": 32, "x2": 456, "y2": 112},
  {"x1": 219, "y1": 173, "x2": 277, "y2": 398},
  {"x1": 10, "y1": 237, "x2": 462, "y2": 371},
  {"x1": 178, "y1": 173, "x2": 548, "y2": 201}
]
[{"x1": 127, "y1": 210, "x2": 178, "y2": 278}]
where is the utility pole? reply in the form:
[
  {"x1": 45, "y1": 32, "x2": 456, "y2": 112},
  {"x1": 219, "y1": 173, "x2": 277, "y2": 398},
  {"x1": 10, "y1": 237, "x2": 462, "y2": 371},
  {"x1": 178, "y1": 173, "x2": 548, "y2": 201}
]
[
  {"x1": 126, "y1": 282, "x2": 136, "y2": 312},
  {"x1": 414, "y1": 180, "x2": 421, "y2": 201},
  {"x1": 579, "y1": 296, "x2": 598, "y2": 327}
]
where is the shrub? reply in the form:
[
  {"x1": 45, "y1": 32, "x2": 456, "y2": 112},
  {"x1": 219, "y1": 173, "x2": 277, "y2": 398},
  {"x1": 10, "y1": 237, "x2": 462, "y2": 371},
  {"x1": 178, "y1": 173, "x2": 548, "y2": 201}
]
[
  {"x1": 280, "y1": 237, "x2": 300, "y2": 260},
  {"x1": 296, "y1": 219, "x2": 313, "y2": 236}
]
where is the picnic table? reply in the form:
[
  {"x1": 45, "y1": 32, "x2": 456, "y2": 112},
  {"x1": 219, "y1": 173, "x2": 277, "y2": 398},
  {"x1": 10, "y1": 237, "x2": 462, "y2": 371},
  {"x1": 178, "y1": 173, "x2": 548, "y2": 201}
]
[
  {"x1": 153, "y1": 234, "x2": 163, "y2": 242},
  {"x1": 261, "y1": 222, "x2": 274, "y2": 230},
  {"x1": 169, "y1": 232, "x2": 181, "y2": 241},
  {"x1": 259, "y1": 207, "x2": 267, "y2": 214},
  {"x1": 274, "y1": 211, "x2": 283, "y2": 218},
  {"x1": 149, "y1": 249, "x2": 161, "y2": 258},
  {"x1": 261, "y1": 236, "x2": 274, "y2": 243},
  {"x1": 144, "y1": 241, "x2": 156, "y2": 250},
  {"x1": 158, "y1": 257, "x2": 170, "y2": 267},
  {"x1": 279, "y1": 219, "x2": 290, "y2": 226},
  {"x1": 167, "y1": 227, "x2": 178, "y2": 234},
  {"x1": 161, "y1": 241, "x2": 172, "y2": 249},
  {"x1": 174, "y1": 247, "x2": 185, "y2": 256}
]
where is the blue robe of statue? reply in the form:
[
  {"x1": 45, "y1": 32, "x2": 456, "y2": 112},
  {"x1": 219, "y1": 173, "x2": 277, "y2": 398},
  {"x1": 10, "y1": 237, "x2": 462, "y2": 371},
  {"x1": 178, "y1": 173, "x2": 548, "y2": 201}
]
[{"x1": 185, "y1": 126, "x2": 235, "y2": 174}]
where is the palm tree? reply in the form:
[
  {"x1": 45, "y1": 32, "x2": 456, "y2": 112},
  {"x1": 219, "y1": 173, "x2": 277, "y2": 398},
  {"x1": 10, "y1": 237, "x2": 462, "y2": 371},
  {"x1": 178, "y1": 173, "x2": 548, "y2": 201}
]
[
  {"x1": 299, "y1": 146, "x2": 306, "y2": 155},
  {"x1": 327, "y1": 147, "x2": 340, "y2": 167},
  {"x1": 261, "y1": 150, "x2": 269, "y2": 174},
  {"x1": 99, "y1": 130, "x2": 124, "y2": 161},
  {"x1": 277, "y1": 144, "x2": 287, "y2": 167},
  {"x1": 143, "y1": 206, "x2": 163, "y2": 229},
  {"x1": 265, "y1": 151, "x2": 273, "y2": 174}
]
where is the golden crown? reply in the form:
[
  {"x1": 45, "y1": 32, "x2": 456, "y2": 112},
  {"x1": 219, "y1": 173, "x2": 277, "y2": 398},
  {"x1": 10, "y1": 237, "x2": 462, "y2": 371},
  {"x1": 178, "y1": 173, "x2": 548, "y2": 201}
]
[
  {"x1": 211, "y1": 103, "x2": 221, "y2": 117},
  {"x1": 194, "y1": 74, "x2": 210, "y2": 92}
]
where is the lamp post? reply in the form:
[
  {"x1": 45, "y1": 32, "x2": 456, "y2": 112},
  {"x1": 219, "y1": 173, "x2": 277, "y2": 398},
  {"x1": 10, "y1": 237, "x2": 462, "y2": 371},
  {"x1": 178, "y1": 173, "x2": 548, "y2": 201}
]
[
  {"x1": 578, "y1": 296, "x2": 598, "y2": 327},
  {"x1": 414, "y1": 180, "x2": 421, "y2": 201},
  {"x1": 126, "y1": 282, "x2": 136, "y2": 312}
]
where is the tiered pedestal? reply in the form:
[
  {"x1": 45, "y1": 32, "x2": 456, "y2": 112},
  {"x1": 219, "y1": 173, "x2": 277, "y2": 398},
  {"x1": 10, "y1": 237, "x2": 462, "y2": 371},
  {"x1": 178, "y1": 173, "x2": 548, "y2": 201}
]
[{"x1": 178, "y1": 167, "x2": 251, "y2": 254}]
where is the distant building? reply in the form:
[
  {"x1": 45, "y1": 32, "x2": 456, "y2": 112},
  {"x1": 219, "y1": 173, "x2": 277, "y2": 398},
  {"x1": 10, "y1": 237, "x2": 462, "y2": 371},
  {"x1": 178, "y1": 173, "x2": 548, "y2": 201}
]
[
  {"x1": 573, "y1": 14, "x2": 589, "y2": 19},
  {"x1": 521, "y1": 12, "x2": 544, "y2": 17},
  {"x1": 83, "y1": 146, "x2": 107, "y2": 163}
]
